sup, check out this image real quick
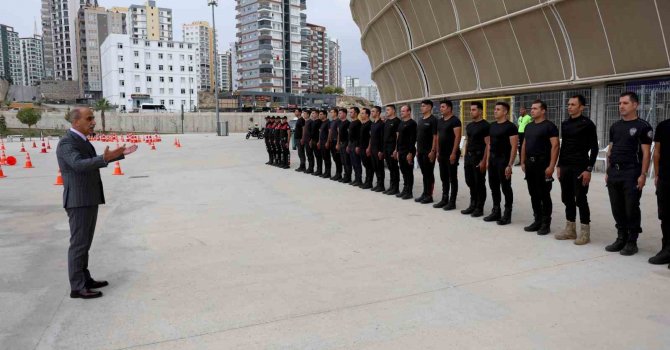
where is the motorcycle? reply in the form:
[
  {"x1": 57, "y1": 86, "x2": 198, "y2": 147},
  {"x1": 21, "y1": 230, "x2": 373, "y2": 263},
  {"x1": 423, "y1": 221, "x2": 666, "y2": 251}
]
[{"x1": 246, "y1": 127, "x2": 264, "y2": 140}]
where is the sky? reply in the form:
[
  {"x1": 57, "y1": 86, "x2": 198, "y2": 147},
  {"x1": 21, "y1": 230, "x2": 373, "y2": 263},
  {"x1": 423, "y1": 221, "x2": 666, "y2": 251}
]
[{"x1": 0, "y1": 0, "x2": 373, "y2": 84}]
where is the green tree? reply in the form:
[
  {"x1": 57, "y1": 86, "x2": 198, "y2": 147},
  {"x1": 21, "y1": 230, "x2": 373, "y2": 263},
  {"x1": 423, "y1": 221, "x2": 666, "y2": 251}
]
[
  {"x1": 334, "y1": 87, "x2": 344, "y2": 94},
  {"x1": 0, "y1": 114, "x2": 7, "y2": 134},
  {"x1": 16, "y1": 108, "x2": 41, "y2": 130},
  {"x1": 323, "y1": 86, "x2": 336, "y2": 94},
  {"x1": 93, "y1": 98, "x2": 112, "y2": 132}
]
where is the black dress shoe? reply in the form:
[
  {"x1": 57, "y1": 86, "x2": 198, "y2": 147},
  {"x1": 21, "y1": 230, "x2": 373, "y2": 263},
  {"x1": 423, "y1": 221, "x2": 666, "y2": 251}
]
[
  {"x1": 70, "y1": 289, "x2": 103, "y2": 299},
  {"x1": 420, "y1": 196, "x2": 433, "y2": 204},
  {"x1": 414, "y1": 194, "x2": 426, "y2": 203},
  {"x1": 85, "y1": 279, "x2": 109, "y2": 289},
  {"x1": 401, "y1": 192, "x2": 414, "y2": 200}
]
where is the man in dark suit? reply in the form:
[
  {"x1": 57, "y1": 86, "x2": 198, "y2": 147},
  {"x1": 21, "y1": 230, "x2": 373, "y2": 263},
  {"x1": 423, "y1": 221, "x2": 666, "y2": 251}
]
[{"x1": 57, "y1": 107, "x2": 137, "y2": 299}]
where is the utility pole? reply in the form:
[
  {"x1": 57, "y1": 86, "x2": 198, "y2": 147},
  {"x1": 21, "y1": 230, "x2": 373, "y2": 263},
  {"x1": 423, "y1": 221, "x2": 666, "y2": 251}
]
[{"x1": 208, "y1": 0, "x2": 221, "y2": 136}]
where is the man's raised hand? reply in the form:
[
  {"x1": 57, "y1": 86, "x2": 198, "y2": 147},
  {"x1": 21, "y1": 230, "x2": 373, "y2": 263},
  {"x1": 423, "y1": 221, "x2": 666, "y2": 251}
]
[{"x1": 103, "y1": 144, "x2": 126, "y2": 162}]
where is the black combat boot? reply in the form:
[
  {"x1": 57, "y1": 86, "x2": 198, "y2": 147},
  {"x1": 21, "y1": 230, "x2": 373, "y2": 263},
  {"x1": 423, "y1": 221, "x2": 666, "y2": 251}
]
[
  {"x1": 461, "y1": 199, "x2": 475, "y2": 215},
  {"x1": 433, "y1": 195, "x2": 449, "y2": 209},
  {"x1": 444, "y1": 195, "x2": 457, "y2": 211},
  {"x1": 401, "y1": 189, "x2": 413, "y2": 200},
  {"x1": 361, "y1": 179, "x2": 373, "y2": 190},
  {"x1": 483, "y1": 206, "x2": 501, "y2": 222},
  {"x1": 605, "y1": 230, "x2": 628, "y2": 252},
  {"x1": 620, "y1": 232, "x2": 639, "y2": 256},
  {"x1": 524, "y1": 216, "x2": 542, "y2": 232},
  {"x1": 396, "y1": 185, "x2": 408, "y2": 198},
  {"x1": 497, "y1": 207, "x2": 512, "y2": 225},
  {"x1": 537, "y1": 216, "x2": 551, "y2": 235},
  {"x1": 387, "y1": 184, "x2": 400, "y2": 196},
  {"x1": 414, "y1": 194, "x2": 426, "y2": 203}
]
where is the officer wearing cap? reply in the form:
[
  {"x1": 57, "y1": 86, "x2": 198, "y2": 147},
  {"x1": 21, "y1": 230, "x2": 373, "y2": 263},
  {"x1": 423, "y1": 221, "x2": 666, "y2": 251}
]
[
  {"x1": 605, "y1": 92, "x2": 652, "y2": 256},
  {"x1": 264, "y1": 116, "x2": 272, "y2": 165}
]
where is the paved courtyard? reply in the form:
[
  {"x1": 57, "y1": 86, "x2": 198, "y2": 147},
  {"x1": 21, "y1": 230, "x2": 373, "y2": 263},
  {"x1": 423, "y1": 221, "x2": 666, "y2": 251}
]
[{"x1": 2, "y1": 133, "x2": 670, "y2": 350}]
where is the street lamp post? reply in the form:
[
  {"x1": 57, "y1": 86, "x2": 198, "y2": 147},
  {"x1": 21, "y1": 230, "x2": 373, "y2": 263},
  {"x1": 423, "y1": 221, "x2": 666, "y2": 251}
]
[{"x1": 208, "y1": 0, "x2": 221, "y2": 136}]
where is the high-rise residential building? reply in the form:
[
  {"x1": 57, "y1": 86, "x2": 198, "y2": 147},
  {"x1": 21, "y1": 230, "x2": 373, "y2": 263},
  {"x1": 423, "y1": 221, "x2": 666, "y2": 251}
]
[
  {"x1": 235, "y1": 0, "x2": 307, "y2": 94},
  {"x1": 127, "y1": 1, "x2": 173, "y2": 41},
  {"x1": 0, "y1": 25, "x2": 22, "y2": 84},
  {"x1": 344, "y1": 77, "x2": 381, "y2": 104},
  {"x1": 41, "y1": 0, "x2": 87, "y2": 81},
  {"x1": 183, "y1": 21, "x2": 216, "y2": 92},
  {"x1": 77, "y1": 2, "x2": 127, "y2": 99},
  {"x1": 19, "y1": 35, "x2": 45, "y2": 86},
  {"x1": 218, "y1": 50, "x2": 232, "y2": 92},
  {"x1": 344, "y1": 76, "x2": 359, "y2": 96},
  {"x1": 304, "y1": 23, "x2": 328, "y2": 93},
  {"x1": 101, "y1": 34, "x2": 199, "y2": 112},
  {"x1": 230, "y1": 41, "x2": 239, "y2": 92},
  {"x1": 328, "y1": 39, "x2": 341, "y2": 88}
]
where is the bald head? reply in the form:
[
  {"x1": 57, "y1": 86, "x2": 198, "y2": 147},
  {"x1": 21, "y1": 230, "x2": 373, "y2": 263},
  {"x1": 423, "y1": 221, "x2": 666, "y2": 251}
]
[{"x1": 70, "y1": 107, "x2": 96, "y2": 135}]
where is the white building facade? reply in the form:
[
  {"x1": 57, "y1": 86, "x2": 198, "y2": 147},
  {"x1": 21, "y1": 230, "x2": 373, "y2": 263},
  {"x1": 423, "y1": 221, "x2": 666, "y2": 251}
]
[
  {"x1": 101, "y1": 34, "x2": 199, "y2": 112},
  {"x1": 183, "y1": 21, "x2": 215, "y2": 91},
  {"x1": 19, "y1": 35, "x2": 45, "y2": 86},
  {"x1": 0, "y1": 25, "x2": 23, "y2": 84},
  {"x1": 41, "y1": 0, "x2": 86, "y2": 80},
  {"x1": 218, "y1": 51, "x2": 232, "y2": 92}
]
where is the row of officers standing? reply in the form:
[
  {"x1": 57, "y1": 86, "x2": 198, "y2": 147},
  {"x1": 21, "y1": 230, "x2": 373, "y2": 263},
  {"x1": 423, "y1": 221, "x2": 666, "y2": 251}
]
[{"x1": 263, "y1": 91, "x2": 670, "y2": 268}]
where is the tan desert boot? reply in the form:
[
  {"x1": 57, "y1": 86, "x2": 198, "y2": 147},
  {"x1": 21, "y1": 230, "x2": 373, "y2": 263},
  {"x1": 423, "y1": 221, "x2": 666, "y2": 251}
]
[
  {"x1": 555, "y1": 221, "x2": 577, "y2": 240},
  {"x1": 574, "y1": 224, "x2": 591, "y2": 245}
]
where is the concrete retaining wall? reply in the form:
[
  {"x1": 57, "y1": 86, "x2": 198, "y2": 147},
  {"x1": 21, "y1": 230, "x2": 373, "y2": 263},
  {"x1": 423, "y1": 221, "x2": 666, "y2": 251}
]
[{"x1": 0, "y1": 110, "x2": 290, "y2": 133}]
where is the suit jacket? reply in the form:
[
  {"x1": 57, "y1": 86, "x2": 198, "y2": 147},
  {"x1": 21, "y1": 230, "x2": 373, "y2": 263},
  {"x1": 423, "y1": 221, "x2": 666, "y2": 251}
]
[{"x1": 56, "y1": 130, "x2": 124, "y2": 209}]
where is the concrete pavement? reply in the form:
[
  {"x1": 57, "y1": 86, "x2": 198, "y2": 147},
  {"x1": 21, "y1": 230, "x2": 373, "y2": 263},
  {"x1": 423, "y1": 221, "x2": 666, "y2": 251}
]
[{"x1": 1, "y1": 133, "x2": 670, "y2": 350}]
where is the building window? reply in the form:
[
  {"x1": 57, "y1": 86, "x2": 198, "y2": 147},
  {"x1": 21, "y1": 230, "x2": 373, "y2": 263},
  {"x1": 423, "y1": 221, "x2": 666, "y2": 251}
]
[
  {"x1": 158, "y1": 42, "x2": 163, "y2": 48},
  {"x1": 169, "y1": 77, "x2": 174, "y2": 82},
  {"x1": 181, "y1": 88, "x2": 186, "y2": 94},
  {"x1": 119, "y1": 80, "x2": 125, "y2": 86},
  {"x1": 118, "y1": 55, "x2": 124, "y2": 62},
  {"x1": 179, "y1": 43, "x2": 184, "y2": 48},
  {"x1": 134, "y1": 51, "x2": 139, "y2": 57},
  {"x1": 188, "y1": 66, "x2": 193, "y2": 72},
  {"x1": 180, "y1": 66, "x2": 185, "y2": 72},
  {"x1": 159, "y1": 65, "x2": 164, "y2": 71},
  {"x1": 133, "y1": 39, "x2": 139, "y2": 44},
  {"x1": 188, "y1": 55, "x2": 193, "y2": 61},
  {"x1": 118, "y1": 68, "x2": 124, "y2": 74},
  {"x1": 160, "y1": 76, "x2": 165, "y2": 82},
  {"x1": 117, "y1": 43, "x2": 123, "y2": 49},
  {"x1": 180, "y1": 54, "x2": 184, "y2": 60},
  {"x1": 135, "y1": 87, "x2": 141, "y2": 93},
  {"x1": 120, "y1": 92, "x2": 126, "y2": 98},
  {"x1": 147, "y1": 76, "x2": 152, "y2": 82},
  {"x1": 169, "y1": 99, "x2": 174, "y2": 105},
  {"x1": 145, "y1": 52, "x2": 151, "y2": 60},
  {"x1": 168, "y1": 54, "x2": 172, "y2": 60},
  {"x1": 145, "y1": 41, "x2": 150, "y2": 47},
  {"x1": 158, "y1": 53, "x2": 163, "y2": 59},
  {"x1": 160, "y1": 88, "x2": 165, "y2": 94},
  {"x1": 169, "y1": 88, "x2": 174, "y2": 94},
  {"x1": 146, "y1": 64, "x2": 151, "y2": 70},
  {"x1": 168, "y1": 65, "x2": 173, "y2": 71},
  {"x1": 134, "y1": 63, "x2": 140, "y2": 69},
  {"x1": 160, "y1": 99, "x2": 165, "y2": 105},
  {"x1": 147, "y1": 88, "x2": 152, "y2": 94}
]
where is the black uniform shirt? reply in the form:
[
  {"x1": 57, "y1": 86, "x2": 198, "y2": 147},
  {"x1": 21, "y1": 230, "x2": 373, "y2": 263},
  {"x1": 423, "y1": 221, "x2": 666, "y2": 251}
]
[
  {"x1": 654, "y1": 119, "x2": 670, "y2": 178},
  {"x1": 294, "y1": 117, "x2": 305, "y2": 140},
  {"x1": 465, "y1": 119, "x2": 490, "y2": 154},
  {"x1": 524, "y1": 119, "x2": 559, "y2": 158},
  {"x1": 370, "y1": 119, "x2": 384, "y2": 152},
  {"x1": 489, "y1": 120, "x2": 518, "y2": 158},
  {"x1": 311, "y1": 119, "x2": 322, "y2": 142},
  {"x1": 397, "y1": 118, "x2": 417, "y2": 154},
  {"x1": 417, "y1": 115, "x2": 438, "y2": 154},
  {"x1": 319, "y1": 119, "x2": 330, "y2": 145},
  {"x1": 330, "y1": 119, "x2": 340, "y2": 142},
  {"x1": 304, "y1": 119, "x2": 313, "y2": 143},
  {"x1": 349, "y1": 119, "x2": 362, "y2": 147},
  {"x1": 437, "y1": 115, "x2": 462, "y2": 155},
  {"x1": 384, "y1": 117, "x2": 401, "y2": 150},
  {"x1": 609, "y1": 118, "x2": 652, "y2": 165},
  {"x1": 359, "y1": 120, "x2": 372, "y2": 150},
  {"x1": 558, "y1": 115, "x2": 598, "y2": 168},
  {"x1": 339, "y1": 119, "x2": 350, "y2": 144}
]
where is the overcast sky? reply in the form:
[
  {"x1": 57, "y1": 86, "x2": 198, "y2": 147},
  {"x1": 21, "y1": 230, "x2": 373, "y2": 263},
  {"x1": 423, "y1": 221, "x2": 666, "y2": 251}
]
[{"x1": 0, "y1": 0, "x2": 373, "y2": 84}]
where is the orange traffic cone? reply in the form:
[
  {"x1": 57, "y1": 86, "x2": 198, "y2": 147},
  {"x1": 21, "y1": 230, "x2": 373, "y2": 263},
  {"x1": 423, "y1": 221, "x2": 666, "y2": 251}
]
[
  {"x1": 174, "y1": 137, "x2": 178, "y2": 146},
  {"x1": 23, "y1": 153, "x2": 34, "y2": 168},
  {"x1": 0, "y1": 140, "x2": 5, "y2": 150},
  {"x1": 54, "y1": 169, "x2": 63, "y2": 185},
  {"x1": 40, "y1": 142, "x2": 48, "y2": 153},
  {"x1": 31, "y1": 141, "x2": 37, "y2": 148},
  {"x1": 112, "y1": 161, "x2": 124, "y2": 175},
  {"x1": 0, "y1": 150, "x2": 6, "y2": 165},
  {"x1": 46, "y1": 140, "x2": 52, "y2": 150},
  {"x1": 150, "y1": 143, "x2": 156, "y2": 151},
  {"x1": 176, "y1": 139, "x2": 181, "y2": 148},
  {"x1": 19, "y1": 142, "x2": 26, "y2": 152},
  {"x1": 0, "y1": 164, "x2": 6, "y2": 178}
]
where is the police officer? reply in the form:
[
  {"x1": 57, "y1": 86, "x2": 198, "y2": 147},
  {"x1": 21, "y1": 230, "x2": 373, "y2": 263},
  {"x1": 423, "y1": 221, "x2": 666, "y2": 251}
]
[
  {"x1": 264, "y1": 116, "x2": 273, "y2": 165},
  {"x1": 462, "y1": 102, "x2": 490, "y2": 217},
  {"x1": 273, "y1": 117, "x2": 282, "y2": 167},
  {"x1": 279, "y1": 116, "x2": 291, "y2": 169},
  {"x1": 435, "y1": 100, "x2": 461, "y2": 210},
  {"x1": 311, "y1": 110, "x2": 323, "y2": 176},
  {"x1": 368, "y1": 106, "x2": 385, "y2": 192},
  {"x1": 605, "y1": 92, "x2": 652, "y2": 256},
  {"x1": 651, "y1": 115, "x2": 670, "y2": 265},
  {"x1": 329, "y1": 108, "x2": 342, "y2": 181},
  {"x1": 555, "y1": 95, "x2": 598, "y2": 244},
  {"x1": 517, "y1": 106, "x2": 532, "y2": 164},
  {"x1": 395, "y1": 105, "x2": 417, "y2": 200},
  {"x1": 268, "y1": 117, "x2": 278, "y2": 166},
  {"x1": 359, "y1": 108, "x2": 373, "y2": 189},
  {"x1": 484, "y1": 102, "x2": 518, "y2": 225},
  {"x1": 521, "y1": 100, "x2": 559, "y2": 235},
  {"x1": 337, "y1": 108, "x2": 352, "y2": 183},
  {"x1": 318, "y1": 110, "x2": 331, "y2": 178},
  {"x1": 415, "y1": 100, "x2": 438, "y2": 204},
  {"x1": 348, "y1": 107, "x2": 363, "y2": 186},
  {"x1": 304, "y1": 110, "x2": 315, "y2": 173},
  {"x1": 294, "y1": 108, "x2": 307, "y2": 172},
  {"x1": 383, "y1": 105, "x2": 401, "y2": 195}
]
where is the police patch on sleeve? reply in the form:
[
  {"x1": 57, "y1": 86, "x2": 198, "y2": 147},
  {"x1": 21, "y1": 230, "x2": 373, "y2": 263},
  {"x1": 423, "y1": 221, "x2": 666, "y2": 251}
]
[{"x1": 648, "y1": 130, "x2": 654, "y2": 139}]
